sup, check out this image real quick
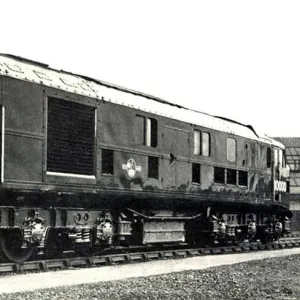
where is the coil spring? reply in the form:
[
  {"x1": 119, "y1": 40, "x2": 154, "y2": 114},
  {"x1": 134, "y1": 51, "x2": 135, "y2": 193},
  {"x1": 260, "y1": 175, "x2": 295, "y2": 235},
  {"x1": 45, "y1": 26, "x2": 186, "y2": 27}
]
[
  {"x1": 226, "y1": 226, "x2": 235, "y2": 236},
  {"x1": 74, "y1": 229, "x2": 82, "y2": 243},
  {"x1": 23, "y1": 228, "x2": 32, "y2": 241},
  {"x1": 82, "y1": 228, "x2": 90, "y2": 242},
  {"x1": 284, "y1": 221, "x2": 290, "y2": 231}
]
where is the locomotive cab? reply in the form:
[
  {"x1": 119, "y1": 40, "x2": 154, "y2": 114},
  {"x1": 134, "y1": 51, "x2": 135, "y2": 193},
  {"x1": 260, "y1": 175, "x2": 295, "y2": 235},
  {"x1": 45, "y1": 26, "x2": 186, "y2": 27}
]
[{"x1": 273, "y1": 146, "x2": 290, "y2": 201}]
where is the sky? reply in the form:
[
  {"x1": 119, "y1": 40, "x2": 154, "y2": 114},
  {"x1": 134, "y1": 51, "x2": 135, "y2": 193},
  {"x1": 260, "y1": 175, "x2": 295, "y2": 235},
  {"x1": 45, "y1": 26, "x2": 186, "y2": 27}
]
[{"x1": 1, "y1": 1, "x2": 300, "y2": 137}]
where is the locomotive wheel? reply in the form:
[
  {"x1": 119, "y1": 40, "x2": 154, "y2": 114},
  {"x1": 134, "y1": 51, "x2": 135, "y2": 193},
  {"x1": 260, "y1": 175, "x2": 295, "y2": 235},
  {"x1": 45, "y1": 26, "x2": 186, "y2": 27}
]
[
  {"x1": 235, "y1": 232, "x2": 247, "y2": 245},
  {"x1": 78, "y1": 247, "x2": 92, "y2": 257},
  {"x1": 260, "y1": 233, "x2": 277, "y2": 244},
  {"x1": 260, "y1": 235, "x2": 272, "y2": 244},
  {"x1": 0, "y1": 231, "x2": 34, "y2": 263},
  {"x1": 199, "y1": 234, "x2": 215, "y2": 247}
]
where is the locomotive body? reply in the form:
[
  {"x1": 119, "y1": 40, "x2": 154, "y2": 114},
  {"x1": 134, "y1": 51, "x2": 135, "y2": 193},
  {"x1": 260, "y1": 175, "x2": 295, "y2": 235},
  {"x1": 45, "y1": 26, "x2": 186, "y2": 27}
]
[{"x1": 0, "y1": 54, "x2": 291, "y2": 262}]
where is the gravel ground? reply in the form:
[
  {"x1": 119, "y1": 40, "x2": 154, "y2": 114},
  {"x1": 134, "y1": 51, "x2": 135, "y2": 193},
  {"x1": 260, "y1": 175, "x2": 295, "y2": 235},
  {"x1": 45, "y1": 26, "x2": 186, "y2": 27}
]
[{"x1": 0, "y1": 255, "x2": 299, "y2": 300}]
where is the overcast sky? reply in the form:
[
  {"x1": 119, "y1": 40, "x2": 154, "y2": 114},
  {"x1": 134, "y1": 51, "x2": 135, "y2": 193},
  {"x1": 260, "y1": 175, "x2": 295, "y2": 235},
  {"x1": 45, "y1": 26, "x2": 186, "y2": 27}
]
[{"x1": 1, "y1": 1, "x2": 299, "y2": 137}]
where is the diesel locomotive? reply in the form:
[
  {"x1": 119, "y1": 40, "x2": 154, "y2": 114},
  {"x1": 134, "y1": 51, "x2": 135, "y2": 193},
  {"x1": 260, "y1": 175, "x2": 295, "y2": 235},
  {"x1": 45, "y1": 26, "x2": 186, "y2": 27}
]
[{"x1": 0, "y1": 54, "x2": 291, "y2": 262}]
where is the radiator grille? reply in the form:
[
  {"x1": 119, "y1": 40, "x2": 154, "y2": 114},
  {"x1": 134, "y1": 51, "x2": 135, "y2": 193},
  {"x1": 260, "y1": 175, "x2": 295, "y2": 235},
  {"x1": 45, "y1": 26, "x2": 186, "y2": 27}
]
[{"x1": 47, "y1": 97, "x2": 95, "y2": 175}]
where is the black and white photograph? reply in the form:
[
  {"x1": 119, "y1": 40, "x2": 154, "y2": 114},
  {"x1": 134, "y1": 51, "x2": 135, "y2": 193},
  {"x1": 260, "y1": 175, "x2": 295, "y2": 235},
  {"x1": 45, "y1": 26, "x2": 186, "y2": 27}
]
[{"x1": 0, "y1": 1, "x2": 300, "y2": 299}]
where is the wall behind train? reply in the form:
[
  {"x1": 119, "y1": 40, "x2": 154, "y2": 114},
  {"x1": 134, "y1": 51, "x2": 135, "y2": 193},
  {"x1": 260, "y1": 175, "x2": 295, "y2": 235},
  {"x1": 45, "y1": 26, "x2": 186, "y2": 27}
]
[{"x1": 274, "y1": 137, "x2": 300, "y2": 231}]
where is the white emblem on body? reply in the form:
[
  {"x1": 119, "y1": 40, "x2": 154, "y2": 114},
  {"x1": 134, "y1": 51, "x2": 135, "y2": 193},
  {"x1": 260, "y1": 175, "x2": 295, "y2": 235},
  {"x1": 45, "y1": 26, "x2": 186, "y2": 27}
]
[
  {"x1": 122, "y1": 158, "x2": 141, "y2": 178},
  {"x1": 274, "y1": 180, "x2": 287, "y2": 192}
]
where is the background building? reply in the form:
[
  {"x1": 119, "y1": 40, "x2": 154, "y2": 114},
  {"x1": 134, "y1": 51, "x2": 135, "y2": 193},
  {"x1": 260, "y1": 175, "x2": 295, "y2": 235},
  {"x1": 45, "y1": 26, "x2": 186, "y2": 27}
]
[{"x1": 275, "y1": 137, "x2": 300, "y2": 231}]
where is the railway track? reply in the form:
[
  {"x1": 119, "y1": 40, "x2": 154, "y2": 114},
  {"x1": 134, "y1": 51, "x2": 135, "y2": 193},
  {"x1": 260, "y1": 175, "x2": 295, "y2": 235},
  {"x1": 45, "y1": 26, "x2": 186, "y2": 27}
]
[{"x1": 0, "y1": 236, "x2": 300, "y2": 275}]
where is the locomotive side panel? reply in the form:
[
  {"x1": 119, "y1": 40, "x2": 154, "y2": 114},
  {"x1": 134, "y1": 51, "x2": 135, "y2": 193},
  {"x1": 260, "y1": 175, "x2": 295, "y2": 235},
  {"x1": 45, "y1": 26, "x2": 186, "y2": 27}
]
[
  {"x1": 98, "y1": 101, "x2": 163, "y2": 191},
  {"x1": 5, "y1": 135, "x2": 43, "y2": 183},
  {"x1": 2, "y1": 77, "x2": 44, "y2": 183},
  {"x1": 161, "y1": 122, "x2": 190, "y2": 190},
  {"x1": 2, "y1": 77, "x2": 43, "y2": 133},
  {"x1": 161, "y1": 121, "x2": 190, "y2": 158},
  {"x1": 175, "y1": 161, "x2": 191, "y2": 191},
  {"x1": 250, "y1": 142, "x2": 273, "y2": 200},
  {"x1": 237, "y1": 138, "x2": 250, "y2": 168},
  {"x1": 0, "y1": 75, "x2": 283, "y2": 204},
  {"x1": 0, "y1": 76, "x2": 3, "y2": 183},
  {"x1": 114, "y1": 151, "x2": 147, "y2": 190},
  {"x1": 99, "y1": 101, "x2": 139, "y2": 149}
]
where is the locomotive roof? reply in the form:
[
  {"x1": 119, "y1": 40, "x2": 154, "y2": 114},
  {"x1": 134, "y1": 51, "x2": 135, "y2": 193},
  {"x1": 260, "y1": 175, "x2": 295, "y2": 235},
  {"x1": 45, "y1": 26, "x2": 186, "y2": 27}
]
[{"x1": 0, "y1": 54, "x2": 283, "y2": 148}]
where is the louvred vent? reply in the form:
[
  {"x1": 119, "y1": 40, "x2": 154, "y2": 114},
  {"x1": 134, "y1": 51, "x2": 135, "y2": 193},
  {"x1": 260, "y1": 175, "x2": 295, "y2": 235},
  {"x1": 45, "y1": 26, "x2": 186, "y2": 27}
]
[{"x1": 47, "y1": 97, "x2": 95, "y2": 175}]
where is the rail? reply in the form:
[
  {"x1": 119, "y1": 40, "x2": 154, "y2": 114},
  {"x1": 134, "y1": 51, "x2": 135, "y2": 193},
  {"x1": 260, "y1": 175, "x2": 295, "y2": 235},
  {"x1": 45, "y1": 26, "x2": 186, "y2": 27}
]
[{"x1": 0, "y1": 236, "x2": 299, "y2": 275}]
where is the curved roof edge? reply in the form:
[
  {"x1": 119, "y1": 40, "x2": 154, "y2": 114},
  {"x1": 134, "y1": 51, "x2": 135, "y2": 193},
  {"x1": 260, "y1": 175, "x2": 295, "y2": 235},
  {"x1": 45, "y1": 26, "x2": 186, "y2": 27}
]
[{"x1": 0, "y1": 54, "x2": 283, "y2": 148}]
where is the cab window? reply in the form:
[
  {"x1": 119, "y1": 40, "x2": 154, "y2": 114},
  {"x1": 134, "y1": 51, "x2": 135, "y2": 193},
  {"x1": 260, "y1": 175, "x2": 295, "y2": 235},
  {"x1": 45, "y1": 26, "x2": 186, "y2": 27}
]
[
  {"x1": 274, "y1": 148, "x2": 278, "y2": 165},
  {"x1": 267, "y1": 147, "x2": 271, "y2": 168},
  {"x1": 135, "y1": 115, "x2": 157, "y2": 148}
]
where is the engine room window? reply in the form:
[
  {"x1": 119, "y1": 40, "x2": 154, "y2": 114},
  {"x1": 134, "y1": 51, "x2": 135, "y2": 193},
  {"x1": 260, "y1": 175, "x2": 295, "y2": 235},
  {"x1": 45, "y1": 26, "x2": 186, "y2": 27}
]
[
  {"x1": 227, "y1": 138, "x2": 236, "y2": 162},
  {"x1": 214, "y1": 167, "x2": 225, "y2": 184},
  {"x1": 267, "y1": 147, "x2": 271, "y2": 168},
  {"x1": 47, "y1": 97, "x2": 95, "y2": 176},
  {"x1": 147, "y1": 118, "x2": 157, "y2": 148},
  {"x1": 279, "y1": 149, "x2": 283, "y2": 167},
  {"x1": 282, "y1": 150, "x2": 286, "y2": 168},
  {"x1": 148, "y1": 156, "x2": 159, "y2": 179},
  {"x1": 274, "y1": 148, "x2": 278, "y2": 165},
  {"x1": 227, "y1": 169, "x2": 237, "y2": 185},
  {"x1": 134, "y1": 115, "x2": 145, "y2": 145},
  {"x1": 238, "y1": 171, "x2": 248, "y2": 186},
  {"x1": 136, "y1": 115, "x2": 157, "y2": 148},
  {"x1": 193, "y1": 130, "x2": 211, "y2": 156},
  {"x1": 193, "y1": 130, "x2": 201, "y2": 155},
  {"x1": 202, "y1": 132, "x2": 210, "y2": 157},
  {"x1": 102, "y1": 149, "x2": 114, "y2": 175},
  {"x1": 192, "y1": 163, "x2": 200, "y2": 184}
]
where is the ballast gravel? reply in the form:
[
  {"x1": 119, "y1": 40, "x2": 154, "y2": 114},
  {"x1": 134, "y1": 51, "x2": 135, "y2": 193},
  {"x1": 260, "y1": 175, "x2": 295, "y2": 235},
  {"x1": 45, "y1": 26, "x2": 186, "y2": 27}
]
[{"x1": 0, "y1": 255, "x2": 299, "y2": 300}]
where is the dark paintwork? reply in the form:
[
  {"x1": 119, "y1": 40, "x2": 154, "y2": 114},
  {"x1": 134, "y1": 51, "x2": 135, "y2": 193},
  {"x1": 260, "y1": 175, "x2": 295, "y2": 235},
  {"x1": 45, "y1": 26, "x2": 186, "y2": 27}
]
[{"x1": 0, "y1": 75, "x2": 290, "y2": 218}]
